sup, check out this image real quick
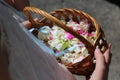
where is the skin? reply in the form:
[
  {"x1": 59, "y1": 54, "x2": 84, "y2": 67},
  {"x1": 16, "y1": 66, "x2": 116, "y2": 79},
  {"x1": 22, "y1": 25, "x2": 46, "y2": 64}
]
[
  {"x1": 89, "y1": 44, "x2": 111, "y2": 80},
  {"x1": 23, "y1": 19, "x2": 112, "y2": 80},
  {"x1": 1, "y1": 0, "x2": 112, "y2": 80}
]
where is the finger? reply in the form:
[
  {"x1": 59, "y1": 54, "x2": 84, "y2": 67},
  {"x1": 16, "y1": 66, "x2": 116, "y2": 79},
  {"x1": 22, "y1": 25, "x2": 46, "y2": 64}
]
[
  {"x1": 104, "y1": 43, "x2": 111, "y2": 65},
  {"x1": 90, "y1": 48, "x2": 106, "y2": 80},
  {"x1": 22, "y1": 18, "x2": 39, "y2": 29},
  {"x1": 94, "y1": 48, "x2": 106, "y2": 71},
  {"x1": 34, "y1": 18, "x2": 39, "y2": 22},
  {"x1": 22, "y1": 20, "x2": 31, "y2": 28},
  {"x1": 30, "y1": 18, "x2": 40, "y2": 28}
]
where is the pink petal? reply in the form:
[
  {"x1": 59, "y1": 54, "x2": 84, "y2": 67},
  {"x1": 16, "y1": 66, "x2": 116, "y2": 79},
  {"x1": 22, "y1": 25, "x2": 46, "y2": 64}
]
[
  {"x1": 55, "y1": 50, "x2": 60, "y2": 53},
  {"x1": 49, "y1": 36, "x2": 53, "y2": 40},
  {"x1": 77, "y1": 25, "x2": 81, "y2": 28},
  {"x1": 78, "y1": 30, "x2": 84, "y2": 34},
  {"x1": 88, "y1": 33, "x2": 94, "y2": 37},
  {"x1": 65, "y1": 32, "x2": 74, "y2": 40}
]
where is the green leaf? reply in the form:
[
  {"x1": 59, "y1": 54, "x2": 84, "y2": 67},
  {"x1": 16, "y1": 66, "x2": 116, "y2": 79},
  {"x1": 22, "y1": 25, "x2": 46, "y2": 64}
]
[{"x1": 60, "y1": 41, "x2": 69, "y2": 51}]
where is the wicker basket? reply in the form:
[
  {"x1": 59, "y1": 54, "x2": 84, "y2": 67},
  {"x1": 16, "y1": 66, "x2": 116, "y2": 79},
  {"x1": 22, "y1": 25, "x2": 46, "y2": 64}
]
[{"x1": 23, "y1": 7, "x2": 108, "y2": 76}]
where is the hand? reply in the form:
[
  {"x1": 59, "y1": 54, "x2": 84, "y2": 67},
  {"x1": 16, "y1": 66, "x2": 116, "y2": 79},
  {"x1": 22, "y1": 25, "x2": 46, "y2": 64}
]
[
  {"x1": 89, "y1": 44, "x2": 112, "y2": 80},
  {"x1": 22, "y1": 18, "x2": 38, "y2": 29}
]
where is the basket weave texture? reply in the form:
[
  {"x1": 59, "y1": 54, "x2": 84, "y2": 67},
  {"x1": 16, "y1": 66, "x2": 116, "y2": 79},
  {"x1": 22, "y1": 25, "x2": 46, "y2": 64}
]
[{"x1": 23, "y1": 6, "x2": 108, "y2": 76}]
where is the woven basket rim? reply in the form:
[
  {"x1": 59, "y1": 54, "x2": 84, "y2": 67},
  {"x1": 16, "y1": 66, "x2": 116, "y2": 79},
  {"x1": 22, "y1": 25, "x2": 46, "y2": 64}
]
[
  {"x1": 23, "y1": 6, "x2": 108, "y2": 75},
  {"x1": 23, "y1": 6, "x2": 100, "y2": 53}
]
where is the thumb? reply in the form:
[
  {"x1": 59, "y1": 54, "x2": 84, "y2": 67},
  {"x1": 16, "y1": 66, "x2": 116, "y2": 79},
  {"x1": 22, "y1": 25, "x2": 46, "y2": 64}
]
[
  {"x1": 104, "y1": 43, "x2": 111, "y2": 65},
  {"x1": 22, "y1": 20, "x2": 31, "y2": 28},
  {"x1": 94, "y1": 48, "x2": 106, "y2": 71},
  {"x1": 90, "y1": 48, "x2": 106, "y2": 80}
]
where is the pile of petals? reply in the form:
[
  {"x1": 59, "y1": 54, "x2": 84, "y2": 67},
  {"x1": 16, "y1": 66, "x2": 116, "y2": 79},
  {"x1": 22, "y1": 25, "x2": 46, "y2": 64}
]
[{"x1": 38, "y1": 19, "x2": 95, "y2": 64}]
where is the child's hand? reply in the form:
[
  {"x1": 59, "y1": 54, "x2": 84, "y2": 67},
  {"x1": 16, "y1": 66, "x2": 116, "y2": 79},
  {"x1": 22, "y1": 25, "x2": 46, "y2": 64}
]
[
  {"x1": 22, "y1": 18, "x2": 38, "y2": 29},
  {"x1": 89, "y1": 44, "x2": 111, "y2": 80}
]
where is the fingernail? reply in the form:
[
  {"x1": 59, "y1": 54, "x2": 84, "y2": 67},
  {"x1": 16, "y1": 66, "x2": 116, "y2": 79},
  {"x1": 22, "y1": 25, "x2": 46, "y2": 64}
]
[
  {"x1": 109, "y1": 43, "x2": 111, "y2": 48},
  {"x1": 96, "y1": 46, "x2": 99, "y2": 49},
  {"x1": 95, "y1": 47, "x2": 100, "y2": 54}
]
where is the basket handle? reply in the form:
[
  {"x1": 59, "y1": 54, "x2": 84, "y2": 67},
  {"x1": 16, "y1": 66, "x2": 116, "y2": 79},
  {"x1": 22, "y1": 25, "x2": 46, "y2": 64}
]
[{"x1": 23, "y1": 6, "x2": 95, "y2": 56}]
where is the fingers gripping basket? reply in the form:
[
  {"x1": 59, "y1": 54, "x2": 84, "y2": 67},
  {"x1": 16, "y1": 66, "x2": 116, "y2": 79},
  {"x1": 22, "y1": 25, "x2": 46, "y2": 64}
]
[{"x1": 23, "y1": 7, "x2": 108, "y2": 75}]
